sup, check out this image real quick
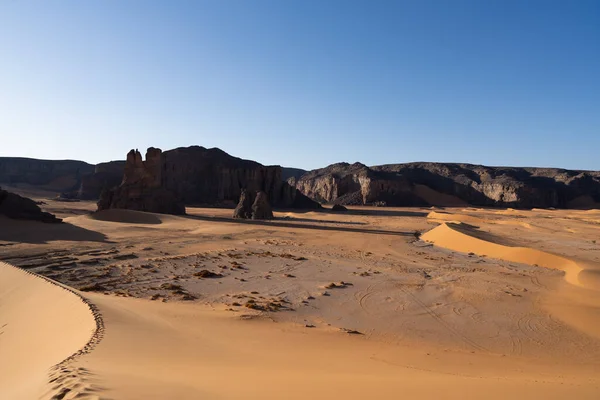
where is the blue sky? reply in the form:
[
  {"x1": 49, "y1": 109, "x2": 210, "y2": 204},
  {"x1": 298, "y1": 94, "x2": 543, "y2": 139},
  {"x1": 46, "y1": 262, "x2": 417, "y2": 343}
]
[{"x1": 1, "y1": 0, "x2": 598, "y2": 170}]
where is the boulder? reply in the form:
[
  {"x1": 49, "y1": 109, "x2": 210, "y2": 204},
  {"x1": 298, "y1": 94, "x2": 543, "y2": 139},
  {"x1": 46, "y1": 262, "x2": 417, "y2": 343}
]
[
  {"x1": 233, "y1": 189, "x2": 253, "y2": 219},
  {"x1": 232, "y1": 190, "x2": 273, "y2": 220},
  {"x1": 0, "y1": 187, "x2": 62, "y2": 223},
  {"x1": 252, "y1": 191, "x2": 273, "y2": 220}
]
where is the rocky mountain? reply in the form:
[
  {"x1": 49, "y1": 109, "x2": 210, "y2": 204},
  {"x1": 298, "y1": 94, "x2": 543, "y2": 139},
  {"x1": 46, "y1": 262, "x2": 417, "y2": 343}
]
[
  {"x1": 295, "y1": 162, "x2": 600, "y2": 209},
  {"x1": 98, "y1": 146, "x2": 321, "y2": 214},
  {"x1": 0, "y1": 157, "x2": 125, "y2": 200},
  {"x1": 0, "y1": 157, "x2": 95, "y2": 193}
]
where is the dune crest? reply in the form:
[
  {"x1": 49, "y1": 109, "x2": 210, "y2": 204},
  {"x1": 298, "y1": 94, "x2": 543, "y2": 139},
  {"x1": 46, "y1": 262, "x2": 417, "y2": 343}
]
[
  {"x1": 421, "y1": 222, "x2": 595, "y2": 289},
  {"x1": 0, "y1": 262, "x2": 100, "y2": 400}
]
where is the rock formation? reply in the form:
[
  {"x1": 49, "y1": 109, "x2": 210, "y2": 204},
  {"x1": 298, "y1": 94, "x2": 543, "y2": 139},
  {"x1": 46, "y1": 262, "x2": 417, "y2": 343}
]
[
  {"x1": 99, "y1": 146, "x2": 320, "y2": 215},
  {"x1": 97, "y1": 149, "x2": 186, "y2": 215},
  {"x1": 0, "y1": 187, "x2": 62, "y2": 223},
  {"x1": 251, "y1": 191, "x2": 274, "y2": 219},
  {"x1": 296, "y1": 162, "x2": 426, "y2": 207},
  {"x1": 233, "y1": 189, "x2": 253, "y2": 219},
  {"x1": 295, "y1": 162, "x2": 600, "y2": 209},
  {"x1": 233, "y1": 190, "x2": 274, "y2": 220},
  {"x1": 155, "y1": 146, "x2": 319, "y2": 209}
]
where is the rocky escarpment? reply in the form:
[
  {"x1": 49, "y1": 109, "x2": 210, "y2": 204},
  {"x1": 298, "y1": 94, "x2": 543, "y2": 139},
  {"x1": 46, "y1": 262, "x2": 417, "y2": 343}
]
[
  {"x1": 98, "y1": 146, "x2": 320, "y2": 215},
  {"x1": 156, "y1": 146, "x2": 318, "y2": 209},
  {"x1": 0, "y1": 187, "x2": 62, "y2": 222},
  {"x1": 0, "y1": 157, "x2": 126, "y2": 200},
  {"x1": 0, "y1": 157, "x2": 94, "y2": 193},
  {"x1": 295, "y1": 162, "x2": 600, "y2": 209},
  {"x1": 295, "y1": 162, "x2": 427, "y2": 207}
]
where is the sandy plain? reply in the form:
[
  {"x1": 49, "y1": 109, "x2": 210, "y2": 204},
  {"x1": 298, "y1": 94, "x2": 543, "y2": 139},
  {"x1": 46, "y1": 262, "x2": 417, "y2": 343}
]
[{"x1": 1, "y1": 193, "x2": 599, "y2": 399}]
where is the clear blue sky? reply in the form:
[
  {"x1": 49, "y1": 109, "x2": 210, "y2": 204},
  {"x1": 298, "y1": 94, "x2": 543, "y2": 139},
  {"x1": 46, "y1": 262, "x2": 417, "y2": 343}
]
[{"x1": 1, "y1": 0, "x2": 598, "y2": 170}]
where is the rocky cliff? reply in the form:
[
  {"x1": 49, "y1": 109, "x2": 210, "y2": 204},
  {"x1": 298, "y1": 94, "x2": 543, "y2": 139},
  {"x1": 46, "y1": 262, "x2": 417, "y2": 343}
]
[
  {"x1": 295, "y1": 162, "x2": 600, "y2": 209},
  {"x1": 0, "y1": 157, "x2": 126, "y2": 200},
  {"x1": 0, "y1": 157, "x2": 94, "y2": 193},
  {"x1": 98, "y1": 146, "x2": 320, "y2": 214}
]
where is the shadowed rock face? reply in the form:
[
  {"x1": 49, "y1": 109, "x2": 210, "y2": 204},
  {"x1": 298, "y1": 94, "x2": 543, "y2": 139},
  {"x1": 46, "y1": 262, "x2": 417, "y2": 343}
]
[
  {"x1": 99, "y1": 146, "x2": 320, "y2": 215},
  {"x1": 158, "y1": 146, "x2": 319, "y2": 209},
  {"x1": 233, "y1": 189, "x2": 254, "y2": 219},
  {"x1": 296, "y1": 162, "x2": 600, "y2": 209},
  {"x1": 233, "y1": 190, "x2": 273, "y2": 220},
  {"x1": 97, "y1": 149, "x2": 186, "y2": 215},
  {"x1": 0, "y1": 187, "x2": 62, "y2": 223},
  {"x1": 74, "y1": 161, "x2": 126, "y2": 200},
  {"x1": 251, "y1": 191, "x2": 273, "y2": 220}
]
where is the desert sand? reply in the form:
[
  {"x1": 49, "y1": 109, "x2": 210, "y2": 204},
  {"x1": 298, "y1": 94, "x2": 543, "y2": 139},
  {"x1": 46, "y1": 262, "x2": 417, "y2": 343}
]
[{"x1": 1, "y1": 198, "x2": 600, "y2": 399}]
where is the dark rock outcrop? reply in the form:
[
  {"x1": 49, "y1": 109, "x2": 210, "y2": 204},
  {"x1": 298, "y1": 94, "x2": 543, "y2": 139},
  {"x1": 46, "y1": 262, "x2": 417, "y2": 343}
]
[
  {"x1": 97, "y1": 149, "x2": 186, "y2": 215},
  {"x1": 157, "y1": 146, "x2": 319, "y2": 209},
  {"x1": 233, "y1": 190, "x2": 274, "y2": 220},
  {"x1": 251, "y1": 191, "x2": 274, "y2": 220},
  {"x1": 295, "y1": 162, "x2": 600, "y2": 209},
  {"x1": 99, "y1": 146, "x2": 320, "y2": 215},
  {"x1": 0, "y1": 187, "x2": 62, "y2": 223},
  {"x1": 233, "y1": 189, "x2": 254, "y2": 219}
]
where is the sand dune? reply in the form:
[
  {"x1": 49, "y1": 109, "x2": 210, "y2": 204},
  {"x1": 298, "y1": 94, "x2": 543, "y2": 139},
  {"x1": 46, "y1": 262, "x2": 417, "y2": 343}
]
[
  {"x1": 421, "y1": 222, "x2": 594, "y2": 288},
  {"x1": 0, "y1": 262, "x2": 96, "y2": 400}
]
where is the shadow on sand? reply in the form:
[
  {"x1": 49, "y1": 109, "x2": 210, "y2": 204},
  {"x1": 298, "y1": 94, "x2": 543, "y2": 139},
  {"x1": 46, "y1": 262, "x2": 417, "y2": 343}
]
[
  {"x1": 279, "y1": 216, "x2": 367, "y2": 226},
  {"x1": 184, "y1": 214, "x2": 414, "y2": 237},
  {"x1": 0, "y1": 219, "x2": 111, "y2": 244},
  {"x1": 326, "y1": 208, "x2": 428, "y2": 218}
]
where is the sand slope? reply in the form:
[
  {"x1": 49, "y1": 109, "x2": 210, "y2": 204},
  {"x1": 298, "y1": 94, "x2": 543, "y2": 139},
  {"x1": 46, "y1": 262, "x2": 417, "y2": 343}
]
[
  {"x1": 0, "y1": 262, "x2": 96, "y2": 400},
  {"x1": 72, "y1": 293, "x2": 600, "y2": 400}
]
